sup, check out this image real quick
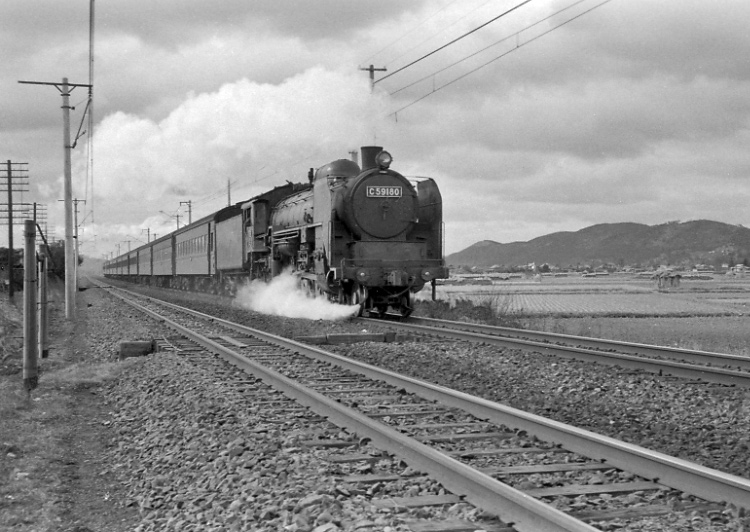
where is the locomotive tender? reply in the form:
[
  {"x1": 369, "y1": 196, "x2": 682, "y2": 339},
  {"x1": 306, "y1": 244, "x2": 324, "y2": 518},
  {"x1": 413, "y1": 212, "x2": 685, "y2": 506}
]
[{"x1": 103, "y1": 146, "x2": 449, "y2": 316}]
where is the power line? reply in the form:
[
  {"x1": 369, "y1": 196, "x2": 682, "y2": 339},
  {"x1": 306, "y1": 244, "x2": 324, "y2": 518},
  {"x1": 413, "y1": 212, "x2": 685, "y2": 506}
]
[
  {"x1": 360, "y1": 0, "x2": 463, "y2": 65},
  {"x1": 375, "y1": 0, "x2": 534, "y2": 85},
  {"x1": 389, "y1": 0, "x2": 615, "y2": 117},
  {"x1": 379, "y1": 0, "x2": 496, "y2": 69},
  {"x1": 389, "y1": 0, "x2": 590, "y2": 96},
  {"x1": 192, "y1": 151, "x2": 320, "y2": 211}
]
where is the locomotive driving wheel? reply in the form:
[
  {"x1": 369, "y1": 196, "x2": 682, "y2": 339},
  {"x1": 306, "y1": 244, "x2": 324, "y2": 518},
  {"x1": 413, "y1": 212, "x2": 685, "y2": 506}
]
[
  {"x1": 351, "y1": 284, "x2": 368, "y2": 317},
  {"x1": 340, "y1": 284, "x2": 368, "y2": 317}
]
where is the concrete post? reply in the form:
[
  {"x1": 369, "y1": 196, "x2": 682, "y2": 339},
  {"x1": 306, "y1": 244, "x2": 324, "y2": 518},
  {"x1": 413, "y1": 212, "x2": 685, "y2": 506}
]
[
  {"x1": 62, "y1": 77, "x2": 76, "y2": 319},
  {"x1": 23, "y1": 220, "x2": 38, "y2": 391},
  {"x1": 38, "y1": 247, "x2": 49, "y2": 359}
]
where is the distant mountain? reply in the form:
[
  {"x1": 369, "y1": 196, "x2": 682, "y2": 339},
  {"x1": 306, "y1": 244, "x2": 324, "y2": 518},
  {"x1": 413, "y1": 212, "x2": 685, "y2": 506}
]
[{"x1": 446, "y1": 220, "x2": 750, "y2": 269}]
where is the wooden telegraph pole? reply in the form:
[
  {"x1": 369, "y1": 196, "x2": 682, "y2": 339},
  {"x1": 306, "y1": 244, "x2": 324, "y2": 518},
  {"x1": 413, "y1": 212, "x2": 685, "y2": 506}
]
[
  {"x1": 19, "y1": 78, "x2": 92, "y2": 319},
  {"x1": 0, "y1": 161, "x2": 29, "y2": 299},
  {"x1": 359, "y1": 64, "x2": 386, "y2": 92}
]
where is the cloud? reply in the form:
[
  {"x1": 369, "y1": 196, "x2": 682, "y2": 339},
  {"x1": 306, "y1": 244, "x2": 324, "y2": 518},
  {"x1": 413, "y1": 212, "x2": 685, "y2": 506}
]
[
  {"x1": 4, "y1": 0, "x2": 750, "y2": 258},
  {"x1": 78, "y1": 67, "x2": 389, "y2": 223}
]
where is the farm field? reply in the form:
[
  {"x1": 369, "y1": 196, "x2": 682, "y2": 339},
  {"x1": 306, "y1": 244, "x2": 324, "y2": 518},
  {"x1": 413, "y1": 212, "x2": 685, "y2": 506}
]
[
  {"x1": 416, "y1": 275, "x2": 750, "y2": 356},
  {"x1": 422, "y1": 275, "x2": 750, "y2": 316}
]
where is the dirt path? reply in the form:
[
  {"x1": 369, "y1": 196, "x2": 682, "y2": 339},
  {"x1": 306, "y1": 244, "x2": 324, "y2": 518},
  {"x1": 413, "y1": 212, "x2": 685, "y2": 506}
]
[{"x1": 0, "y1": 283, "x2": 138, "y2": 531}]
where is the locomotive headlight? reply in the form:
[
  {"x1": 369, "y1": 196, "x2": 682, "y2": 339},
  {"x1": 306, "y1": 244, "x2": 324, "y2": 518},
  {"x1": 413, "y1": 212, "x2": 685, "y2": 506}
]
[
  {"x1": 375, "y1": 150, "x2": 393, "y2": 169},
  {"x1": 421, "y1": 269, "x2": 435, "y2": 281},
  {"x1": 357, "y1": 269, "x2": 370, "y2": 282}
]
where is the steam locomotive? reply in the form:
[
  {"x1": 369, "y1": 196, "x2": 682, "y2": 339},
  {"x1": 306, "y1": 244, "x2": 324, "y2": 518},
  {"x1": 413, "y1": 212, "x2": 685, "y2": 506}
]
[{"x1": 103, "y1": 146, "x2": 449, "y2": 317}]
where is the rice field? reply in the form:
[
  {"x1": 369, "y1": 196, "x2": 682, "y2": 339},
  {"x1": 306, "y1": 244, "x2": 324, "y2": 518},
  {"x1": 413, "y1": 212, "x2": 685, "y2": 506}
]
[
  {"x1": 414, "y1": 274, "x2": 750, "y2": 355},
  {"x1": 419, "y1": 275, "x2": 750, "y2": 317}
]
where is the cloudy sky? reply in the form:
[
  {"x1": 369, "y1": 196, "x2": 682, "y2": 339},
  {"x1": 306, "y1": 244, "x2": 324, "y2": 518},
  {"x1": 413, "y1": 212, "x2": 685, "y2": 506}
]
[{"x1": 2, "y1": 0, "x2": 749, "y2": 259}]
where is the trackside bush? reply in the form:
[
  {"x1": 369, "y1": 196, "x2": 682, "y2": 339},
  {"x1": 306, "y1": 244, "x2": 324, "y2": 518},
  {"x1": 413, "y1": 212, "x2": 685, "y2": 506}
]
[{"x1": 413, "y1": 294, "x2": 523, "y2": 328}]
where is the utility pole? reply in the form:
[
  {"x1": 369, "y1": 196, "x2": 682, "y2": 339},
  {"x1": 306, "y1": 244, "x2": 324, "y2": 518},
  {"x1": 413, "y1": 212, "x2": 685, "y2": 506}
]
[
  {"x1": 23, "y1": 220, "x2": 38, "y2": 392},
  {"x1": 360, "y1": 64, "x2": 387, "y2": 92},
  {"x1": 160, "y1": 210, "x2": 181, "y2": 230},
  {"x1": 142, "y1": 227, "x2": 150, "y2": 243},
  {"x1": 19, "y1": 78, "x2": 93, "y2": 320},
  {"x1": 38, "y1": 243, "x2": 49, "y2": 359},
  {"x1": 73, "y1": 198, "x2": 85, "y2": 291},
  {"x1": 0, "y1": 161, "x2": 29, "y2": 300},
  {"x1": 33, "y1": 203, "x2": 48, "y2": 247},
  {"x1": 60, "y1": 198, "x2": 86, "y2": 291},
  {"x1": 180, "y1": 200, "x2": 192, "y2": 225},
  {"x1": 87, "y1": 0, "x2": 96, "y2": 225}
]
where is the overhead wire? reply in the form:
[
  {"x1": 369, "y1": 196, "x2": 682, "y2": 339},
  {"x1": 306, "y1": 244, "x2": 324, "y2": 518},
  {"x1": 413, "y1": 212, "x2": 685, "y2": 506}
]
[
  {"x1": 388, "y1": 0, "x2": 615, "y2": 117},
  {"x1": 189, "y1": 150, "x2": 321, "y2": 214},
  {"x1": 360, "y1": 0, "x2": 461, "y2": 66},
  {"x1": 389, "y1": 0, "x2": 590, "y2": 96},
  {"x1": 377, "y1": 0, "x2": 495, "y2": 68},
  {"x1": 375, "y1": 0, "x2": 534, "y2": 85},
  {"x1": 239, "y1": 149, "x2": 321, "y2": 188}
]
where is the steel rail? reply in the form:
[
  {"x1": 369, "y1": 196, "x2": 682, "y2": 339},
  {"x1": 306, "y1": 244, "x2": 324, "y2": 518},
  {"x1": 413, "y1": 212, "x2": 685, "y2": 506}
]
[
  {"x1": 101, "y1": 284, "x2": 750, "y2": 512},
  {"x1": 361, "y1": 318, "x2": 750, "y2": 388},
  {"x1": 405, "y1": 316, "x2": 750, "y2": 371},
  {"x1": 100, "y1": 285, "x2": 600, "y2": 532}
]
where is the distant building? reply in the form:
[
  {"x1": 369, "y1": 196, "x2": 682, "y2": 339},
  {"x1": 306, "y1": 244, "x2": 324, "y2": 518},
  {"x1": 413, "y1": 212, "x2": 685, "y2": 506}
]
[{"x1": 652, "y1": 270, "x2": 681, "y2": 289}]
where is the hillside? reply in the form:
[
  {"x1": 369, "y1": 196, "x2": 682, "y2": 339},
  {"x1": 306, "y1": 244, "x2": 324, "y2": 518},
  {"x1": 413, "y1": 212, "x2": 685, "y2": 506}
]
[{"x1": 446, "y1": 220, "x2": 750, "y2": 270}]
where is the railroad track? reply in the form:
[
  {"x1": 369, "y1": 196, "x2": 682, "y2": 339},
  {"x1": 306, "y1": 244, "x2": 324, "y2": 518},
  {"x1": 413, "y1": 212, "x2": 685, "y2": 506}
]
[
  {"x1": 96, "y1": 282, "x2": 750, "y2": 532},
  {"x1": 359, "y1": 316, "x2": 750, "y2": 388}
]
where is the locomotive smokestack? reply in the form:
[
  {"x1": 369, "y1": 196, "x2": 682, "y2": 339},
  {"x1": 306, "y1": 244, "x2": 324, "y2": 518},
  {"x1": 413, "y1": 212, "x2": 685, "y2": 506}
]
[{"x1": 360, "y1": 146, "x2": 383, "y2": 171}]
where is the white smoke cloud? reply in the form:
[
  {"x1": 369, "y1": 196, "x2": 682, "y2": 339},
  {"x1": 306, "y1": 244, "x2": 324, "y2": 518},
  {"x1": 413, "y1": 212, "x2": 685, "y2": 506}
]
[
  {"x1": 82, "y1": 67, "x2": 392, "y2": 211},
  {"x1": 74, "y1": 66, "x2": 394, "y2": 255},
  {"x1": 234, "y1": 270, "x2": 359, "y2": 321}
]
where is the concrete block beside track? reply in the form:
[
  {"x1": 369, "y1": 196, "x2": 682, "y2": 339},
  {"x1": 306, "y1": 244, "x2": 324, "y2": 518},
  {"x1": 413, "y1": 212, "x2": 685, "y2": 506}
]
[
  {"x1": 119, "y1": 340, "x2": 156, "y2": 360},
  {"x1": 295, "y1": 332, "x2": 406, "y2": 345}
]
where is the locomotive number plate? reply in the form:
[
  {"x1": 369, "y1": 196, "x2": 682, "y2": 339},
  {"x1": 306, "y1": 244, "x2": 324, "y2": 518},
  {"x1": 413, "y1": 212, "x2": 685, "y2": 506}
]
[{"x1": 367, "y1": 186, "x2": 402, "y2": 198}]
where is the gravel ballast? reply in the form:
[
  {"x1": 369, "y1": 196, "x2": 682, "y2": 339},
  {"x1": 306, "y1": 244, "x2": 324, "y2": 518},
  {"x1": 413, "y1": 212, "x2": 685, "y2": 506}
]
[
  {"x1": 144, "y1": 285, "x2": 750, "y2": 482},
  {"x1": 8, "y1": 278, "x2": 747, "y2": 531},
  {"x1": 90, "y1": 286, "x2": 457, "y2": 532}
]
